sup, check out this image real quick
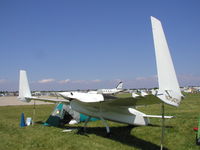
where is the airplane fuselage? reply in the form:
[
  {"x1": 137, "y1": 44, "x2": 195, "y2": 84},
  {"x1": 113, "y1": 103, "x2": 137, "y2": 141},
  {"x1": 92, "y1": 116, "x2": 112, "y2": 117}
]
[
  {"x1": 70, "y1": 100, "x2": 149, "y2": 126},
  {"x1": 97, "y1": 88, "x2": 123, "y2": 95}
]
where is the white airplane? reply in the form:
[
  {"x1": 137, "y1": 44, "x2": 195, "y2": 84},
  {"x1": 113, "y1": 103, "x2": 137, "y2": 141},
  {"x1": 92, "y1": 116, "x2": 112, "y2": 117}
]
[
  {"x1": 18, "y1": 16, "x2": 183, "y2": 136},
  {"x1": 88, "y1": 81, "x2": 123, "y2": 95}
]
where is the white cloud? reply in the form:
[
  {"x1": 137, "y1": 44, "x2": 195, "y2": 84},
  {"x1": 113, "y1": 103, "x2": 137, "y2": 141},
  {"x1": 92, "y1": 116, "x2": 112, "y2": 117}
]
[
  {"x1": 135, "y1": 77, "x2": 146, "y2": 81},
  {"x1": 70, "y1": 79, "x2": 102, "y2": 84},
  {"x1": 58, "y1": 79, "x2": 71, "y2": 84},
  {"x1": 38, "y1": 78, "x2": 55, "y2": 84},
  {"x1": 91, "y1": 79, "x2": 101, "y2": 83},
  {"x1": 0, "y1": 79, "x2": 7, "y2": 84},
  {"x1": 71, "y1": 80, "x2": 87, "y2": 84},
  {"x1": 178, "y1": 74, "x2": 200, "y2": 86},
  {"x1": 135, "y1": 75, "x2": 157, "y2": 81},
  {"x1": 113, "y1": 79, "x2": 122, "y2": 83}
]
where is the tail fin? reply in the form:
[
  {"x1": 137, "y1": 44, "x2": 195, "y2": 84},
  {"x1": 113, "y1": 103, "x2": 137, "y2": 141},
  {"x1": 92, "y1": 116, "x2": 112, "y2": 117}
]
[
  {"x1": 116, "y1": 81, "x2": 123, "y2": 89},
  {"x1": 18, "y1": 70, "x2": 32, "y2": 102},
  {"x1": 151, "y1": 16, "x2": 183, "y2": 107}
]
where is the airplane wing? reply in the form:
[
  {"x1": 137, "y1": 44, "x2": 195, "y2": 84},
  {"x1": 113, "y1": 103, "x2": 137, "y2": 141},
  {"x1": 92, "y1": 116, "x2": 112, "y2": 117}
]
[
  {"x1": 19, "y1": 96, "x2": 69, "y2": 104},
  {"x1": 58, "y1": 91, "x2": 161, "y2": 107},
  {"x1": 102, "y1": 94, "x2": 161, "y2": 107},
  {"x1": 77, "y1": 93, "x2": 161, "y2": 107}
]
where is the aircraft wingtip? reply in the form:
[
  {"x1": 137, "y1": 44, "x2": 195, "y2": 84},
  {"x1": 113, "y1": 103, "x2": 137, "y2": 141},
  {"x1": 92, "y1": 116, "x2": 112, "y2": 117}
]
[
  {"x1": 150, "y1": 16, "x2": 161, "y2": 23},
  {"x1": 20, "y1": 69, "x2": 26, "y2": 72}
]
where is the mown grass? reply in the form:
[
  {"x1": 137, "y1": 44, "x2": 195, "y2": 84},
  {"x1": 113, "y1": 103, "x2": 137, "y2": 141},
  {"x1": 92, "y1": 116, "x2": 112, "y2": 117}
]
[{"x1": 0, "y1": 93, "x2": 200, "y2": 150}]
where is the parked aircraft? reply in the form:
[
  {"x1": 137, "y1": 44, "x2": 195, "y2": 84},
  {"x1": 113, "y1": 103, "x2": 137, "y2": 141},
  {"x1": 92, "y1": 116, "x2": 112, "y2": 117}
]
[
  {"x1": 18, "y1": 17, "x2": 183, "y2": 137},
  {"x1": 88, "y1": 81, "x2": 123, "y2": 95}
]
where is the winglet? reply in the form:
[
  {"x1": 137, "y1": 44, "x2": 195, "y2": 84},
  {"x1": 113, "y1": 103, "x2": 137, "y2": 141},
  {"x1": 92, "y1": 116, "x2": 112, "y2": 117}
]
[
  {"x1": 151, "y1": 16, "x2": 183, "y2": 107},
  {"x1": 18, "y1": 70, "x2": 32, "y2": 102}
]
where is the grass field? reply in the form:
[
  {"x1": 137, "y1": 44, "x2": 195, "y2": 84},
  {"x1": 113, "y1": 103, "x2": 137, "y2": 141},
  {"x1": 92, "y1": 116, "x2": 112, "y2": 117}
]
[{"x1": 0, "y1": 93, "x2": 200, "y2": 150}]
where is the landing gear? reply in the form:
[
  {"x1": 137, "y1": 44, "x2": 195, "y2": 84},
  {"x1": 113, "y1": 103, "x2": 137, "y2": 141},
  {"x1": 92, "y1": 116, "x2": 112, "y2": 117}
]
[
  {"x1": 106, "y1": 132, "x2": 111, "y2": 137},
  {"x1": 77, "y1": 116, "x2": 111, "y2": 137},
  {"x1": 100, "y1": 116, "x2": 110, "y2": 136},
  {"x1": 83, "y1": 116, "x2": 91, "y2": 132},
  {"x1": 77, "y1": 116, "x2": 91, "y2": 135}
]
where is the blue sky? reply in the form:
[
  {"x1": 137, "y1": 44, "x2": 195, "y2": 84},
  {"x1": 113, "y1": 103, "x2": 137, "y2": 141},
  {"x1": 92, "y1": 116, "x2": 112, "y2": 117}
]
[{"x1": 0, "y1": 0, "x2": 200, "y2": 91}]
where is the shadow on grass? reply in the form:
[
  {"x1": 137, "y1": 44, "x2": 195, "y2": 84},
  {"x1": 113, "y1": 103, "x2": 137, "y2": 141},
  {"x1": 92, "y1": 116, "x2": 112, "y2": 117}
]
[
  {"x1": 35, "y1": 121, "x2": 68, "y2": 129},
  {"x1": 35, "y1": 121, "x2": 168, "y2": 150},
  {"x1": 148, "y1": 123, "x2": 174, "y2": 128},
  {"x1": 35, "y1": 121, "x2": 45, "y2": 124},
  {"x1": 76, "y1": 125, "x2": 168, "y2": 150}
]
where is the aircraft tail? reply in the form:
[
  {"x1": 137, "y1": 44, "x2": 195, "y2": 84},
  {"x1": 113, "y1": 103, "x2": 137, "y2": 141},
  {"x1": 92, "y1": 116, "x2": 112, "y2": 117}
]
[
  {"x1": 151, "y1": 16, "x2": 183, "y2": 107},
  {"x1": 116, "y1": 82, "x2": 123, "y2": 89},
  {"x1": 18, "y1": 70, "x2": 32, "y2": 102}
]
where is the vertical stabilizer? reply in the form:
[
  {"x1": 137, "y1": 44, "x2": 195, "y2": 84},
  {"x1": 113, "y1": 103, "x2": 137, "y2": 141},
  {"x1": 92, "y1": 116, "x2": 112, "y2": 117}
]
[
  {"x1": 116, "y1": 82, "x2": 123, "y2": 89},
  {"x1": 18, "y1": 70, "x2": 32, "y2": 102},
  {"x1": 151, "y1": 16, "x2": 183, "y2": 106}
]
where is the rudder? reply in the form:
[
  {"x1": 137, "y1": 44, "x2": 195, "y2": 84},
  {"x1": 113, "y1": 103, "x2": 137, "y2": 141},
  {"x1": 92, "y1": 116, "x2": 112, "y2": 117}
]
[
  {"x1": 18, "y1": 70, "x2": 32, "y2": 102},
  {"x1": 116, "y1": 82, "x2": 123, "y2": 89},
  {"x1": 151, "y1": 16, "x2": 183, "y2": 106}
]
